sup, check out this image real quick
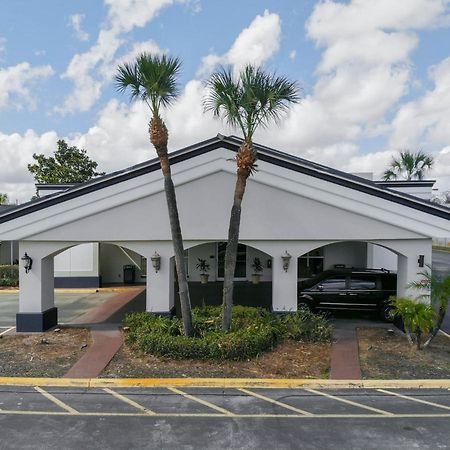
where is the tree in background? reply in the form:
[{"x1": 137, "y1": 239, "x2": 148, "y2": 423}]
[
  {"x1": 115, "y1": 53, "x2": 194, "y2": 337},
  {"x1": 383, "y1": 150, "x2": 433, "y2": 181},
  {"x1": 28, "y1": 140, "x2": 105, "y2": 184},
  {"x1": 204, "y1": 65, "x2": 300, "y2": 330},
  {"x1": 0, "y1": 193, "x2": 8, "y2": 205}
]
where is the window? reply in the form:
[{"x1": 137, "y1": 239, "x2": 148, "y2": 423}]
[
  {"x1": 217, "y1": 242, "x2": 247, "y2": 278},
  {"x1": 298, "y1": 248, "x2": 324, "y2": 278},
  {"x1": 350, "y1": 276, "x2": 376, "y2": 290},
  {"x1": 318, "y1": 277, "x2": 347, "y2": 291}
]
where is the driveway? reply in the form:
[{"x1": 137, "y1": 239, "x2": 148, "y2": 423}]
[
  {"x1": 1, "y1": 385, "x2": 450, "y2": 449},
  {"x1": 0, "y1": 291, "x2": 117, "y2": 328}
]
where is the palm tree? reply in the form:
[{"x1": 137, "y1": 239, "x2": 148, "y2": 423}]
[
  {"x1": 204, "y1": 65, "x2": 300, "y2": 330},
  {"x1": 115, "y1": 53, "x2": 193, "y2": 336},
  {"x1": 383, "y1": 150, "x2": 433, "y2": 181}
]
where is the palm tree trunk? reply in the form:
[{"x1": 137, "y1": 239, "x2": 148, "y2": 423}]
[
  {"x1": 222, "y1": 167, "x2": 248, "y2": 331},
  {"x1": 424, "y1": 306, "x2": 447, "y2": 348},
  {"x1": 150, "y1": 117, "x2": 193, "y2": 337}
]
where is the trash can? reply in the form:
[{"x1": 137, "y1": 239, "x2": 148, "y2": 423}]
[{"x1": 123, "y1": 265, "x2": 136, "y2": 284}]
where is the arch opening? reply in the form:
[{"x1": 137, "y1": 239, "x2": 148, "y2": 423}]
[{"x1": 174, "y1": 241, "x2": 273, "y2": 314}]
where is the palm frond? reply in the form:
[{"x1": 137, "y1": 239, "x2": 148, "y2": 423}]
[
  {"x1": 204, "y1": 64, "x2": 300, "y2": 142},
  {"x1": 115, "y1": 53, "x2": 181, "y2": 116}
]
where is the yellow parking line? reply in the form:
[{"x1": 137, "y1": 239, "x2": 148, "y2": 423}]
[
  {"x1": 239, "y1": 388, "x2": 312, "y2": 416},
  {"x1": 304, "y1": 388, "x2": 394, "y2": 416},
  {"x1": 34, "y1": 386, "x2": 79, "y2": 414},
  {"x1": 168, "y1": 387, "x2": 234, "y2": 416},
  {"x1": 103, "y1": 388, "x2": 155, "y2": 415},
  {"x1": 377, "y1": 389, "x2": 450, "y2": 411}
]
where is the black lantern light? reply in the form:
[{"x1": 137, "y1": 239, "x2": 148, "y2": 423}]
[{"x1": 21, "y1": 252, "x2": 33, "y2": 274}]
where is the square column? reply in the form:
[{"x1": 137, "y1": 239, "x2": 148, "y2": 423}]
[
  {"x1": 272, "y1": 253, "x2": 298, "y2": 313},
  {"x1": 17, "y1": 243, "x2": 57, "y2": 332},
  {"x1": 144, "y1": 243, "x2": 175, "y2": 314},
  {"x1": 396, "y1": 241, "x2": 432, "y2": 300}
]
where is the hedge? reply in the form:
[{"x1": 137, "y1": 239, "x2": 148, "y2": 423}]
[
  {"x1": 125, "y1": 306, "x2": 332, "y2": 361},
  {"x1": 0, "y1": 265, "x2": 19, "y2": 287}
]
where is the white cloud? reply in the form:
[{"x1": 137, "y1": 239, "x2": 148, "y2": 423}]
[
  {"x1": 391, "y1": 56, "x2": 450, "y2": 148},
  {"x1": 0, "y1": 130, "x2": 59, "y2": 202},
  {"x1": 198, "y1": 10, "x2": 281, "y2": 75},
  {"x1": 289, "y1": 50, "x2": 297, "y2": 61},
  {"x1": 69, "y1": 14, "x2": 90, "y2": 42},
  {"x1": 56, "y1": 0, "x2": 179, "y2": 115},
  {"x1": 0, "y1": 62, "x2": 54, "y2": 111}
]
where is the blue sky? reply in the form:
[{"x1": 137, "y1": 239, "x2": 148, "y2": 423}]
[{"x1": 1, "y1": 0, "x2": 450, "y2": 202}]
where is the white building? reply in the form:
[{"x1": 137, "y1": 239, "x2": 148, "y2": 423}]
[{"x1": 0, "y1": 135, "x2": 449, "y2": 331}]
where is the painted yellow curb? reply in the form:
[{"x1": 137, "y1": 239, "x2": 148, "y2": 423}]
[
  {"x1": 0, "y1": 377, "x2": 450, "y2": 389},
  {"x1": 0, "y1": 287, "x2": 143, "y2": 295}
]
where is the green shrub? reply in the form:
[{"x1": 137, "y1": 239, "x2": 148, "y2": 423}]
[
  {"x1": 280, "y1": 308, "x2": 332, "y2": 342},
  {"x1": 390, "y1": 296, "x2": 436, "y2": 350},
  {"x1": 0, "y1": 265, "x2": 19, "y2": 286},
  {"x1": 125, "y1": 306, "x2": 332, "y2": 361}
]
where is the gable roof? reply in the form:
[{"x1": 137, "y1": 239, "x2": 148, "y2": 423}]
[{"x1": 0, "y1": 134, "x2": 449, "y2": 224}]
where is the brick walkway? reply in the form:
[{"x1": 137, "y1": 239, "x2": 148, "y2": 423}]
[
  {"x1": 330, "y1": 326, "x2": 362, "y2": 380},
  {"x1": 64, "y1": 287, "x2": 144, "y2": 378}
]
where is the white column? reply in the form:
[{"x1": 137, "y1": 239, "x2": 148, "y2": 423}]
[
  {"x1": 17, "y1": 241, "x2": 57, "y2": 331},
  {"x1": 272, "y1": 252, "x2": 298, "y2": 313},
  {"x1": 396, "y1": 241, "x2": 432, "y2": 300},
  {"x1": 144, "y1": 242, "x2": 174, "y2": 314}
]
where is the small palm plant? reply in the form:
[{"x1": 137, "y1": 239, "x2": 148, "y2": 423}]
[
  {"x1": 196, "y1": 258, "x2": 210, "y2": 284},
  {"x1": 383, "y1": 150, "x2": 433, "y2": 181},
  {"x1": 409, "y1": 266, "x2": 450, "y2": 347},
  {"x1": 116, "y1": 53, "x2": 193, "y2": 336},
  {"x1": 390, "y1": 297, "x2": 436, "y2": 350},
  {"x1": 204, "y1": 65, "x2": 300, "y2": 330}
]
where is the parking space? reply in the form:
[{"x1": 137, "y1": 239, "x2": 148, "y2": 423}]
[{"x1": 1, "y1": 386, "x2": 450, "y2": 418}]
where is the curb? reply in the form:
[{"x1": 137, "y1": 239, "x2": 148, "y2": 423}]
[
  {"x1": 0, "y1": 377, "x2": 450, "y2": 389},
  {"x1": 0, "y1": 287, "x2": 142, "y2": 295}
]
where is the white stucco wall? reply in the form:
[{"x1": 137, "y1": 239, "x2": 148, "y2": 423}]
[
  {"x1": 54, "y1": 243, "x2": 99, "y2": 277},
  {"x1": 99, "y1": 243, "x2": 145, "y2": 283},
  {"x1": 323, "y1": 242, "x2": 367, "y2": 270}
]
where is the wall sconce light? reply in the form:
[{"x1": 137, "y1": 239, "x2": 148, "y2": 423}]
[
  {"x1": 151, "y1": 252, "x2": 161, "y2": 273},
  {"x1": 418, "y1": 254, "x2": 425, "y2": 268},
  {"x1": 21, "y1": 252, "x2": 33, "y2": 274},
  {"x1": 281, "y1": 251, "x2": 292, "y2": 272}
]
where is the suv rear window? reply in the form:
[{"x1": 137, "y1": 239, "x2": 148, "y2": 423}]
[
  {"x1": 319, "y1": 277, "x2": 347, "y2": 290},
  {"x1": 350, "y1": 276, "x2": 376, "y2": 290}
]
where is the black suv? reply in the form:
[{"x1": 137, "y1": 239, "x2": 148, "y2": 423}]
[{"x1": 298, "y1": 268, "x2": 397, "y2": 320}]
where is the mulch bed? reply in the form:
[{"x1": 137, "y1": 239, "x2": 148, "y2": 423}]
[
  {"x1": 358, "y1": 327, "x2": 450, "y2": 379},
  {"x1": 0, "y1": 328, "x2": 91, "y2": 377},
  {"x1": 103, "y1": 337, "x2": 331, "y2": 379}
]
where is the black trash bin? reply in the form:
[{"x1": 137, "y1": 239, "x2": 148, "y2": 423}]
[{"x1": 123, "y1": 265, "x2": 136, "y2": 284}]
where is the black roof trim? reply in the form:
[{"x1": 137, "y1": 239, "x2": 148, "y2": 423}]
[
  {"x1": 375, "y1": 180, "x2": 436, "y2": 188},
  {"x1": 0, "y1": 134, "x2": 449, "y2": 224}
]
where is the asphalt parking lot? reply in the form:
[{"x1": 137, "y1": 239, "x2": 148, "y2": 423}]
[{"x1": 1, "y1": 386, "x2": 450, "y2": 449}]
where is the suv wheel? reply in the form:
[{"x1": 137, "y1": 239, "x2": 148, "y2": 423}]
[
  {"x1": 379, "y1": 303, "x2": 394, "y2": 322},
  {"x1": 298, "y1": 299, "x2": 313, "y2": 312}
]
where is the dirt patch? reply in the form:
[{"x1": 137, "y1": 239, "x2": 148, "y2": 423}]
[
  {"x1": 0, "y1": 328, "x2": 91, "y2": 377},
  {"x1": 103, "y1": 337, "x2": 331, "y2": 379},
  {"x1": 358, "y1": 327, "x2": 450, "y2": 379}
]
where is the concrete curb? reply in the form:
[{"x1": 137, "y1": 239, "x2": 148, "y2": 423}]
[
  {"x1": 0, "y1": 377, "x2": 450, "y2": 389},
  {"x1": 0, "y1": 287, "x2": 142, "y2": 295}
]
